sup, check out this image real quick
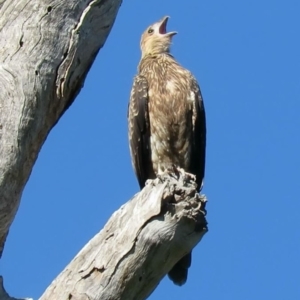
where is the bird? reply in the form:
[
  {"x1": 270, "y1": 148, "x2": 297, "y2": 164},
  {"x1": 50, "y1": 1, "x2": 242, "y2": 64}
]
[{"x1": 128, "y1": 16, "x2": 206, "y2": 286}]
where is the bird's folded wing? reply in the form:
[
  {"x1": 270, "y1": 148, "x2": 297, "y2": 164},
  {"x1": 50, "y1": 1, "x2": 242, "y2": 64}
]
[
  {"x1": 190, "y1": 75, "x2": 206, "y2": 191},
  {"x1": 128, "y1": 75, "x2": 151, "y2": 189}
]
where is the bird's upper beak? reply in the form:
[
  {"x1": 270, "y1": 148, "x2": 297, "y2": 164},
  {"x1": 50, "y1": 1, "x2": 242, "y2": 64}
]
[{"x1": 158, "y1": 16, "x2": 177, "y2": 36}]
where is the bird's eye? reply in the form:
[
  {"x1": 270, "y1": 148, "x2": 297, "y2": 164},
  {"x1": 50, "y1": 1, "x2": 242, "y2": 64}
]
[{"x1": 148, "y1": 28, "x2": 154, "y2": 34}]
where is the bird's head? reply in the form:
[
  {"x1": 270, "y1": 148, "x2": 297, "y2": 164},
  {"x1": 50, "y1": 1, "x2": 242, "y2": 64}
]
[{"x1": 140, "y1": 16, "x2": 177, "y2": 58}]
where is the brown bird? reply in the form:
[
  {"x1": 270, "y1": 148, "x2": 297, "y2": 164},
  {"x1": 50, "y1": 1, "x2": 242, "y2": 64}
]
[{"x1": 128, "y1": 16, "x2": 206, "y2": 286}]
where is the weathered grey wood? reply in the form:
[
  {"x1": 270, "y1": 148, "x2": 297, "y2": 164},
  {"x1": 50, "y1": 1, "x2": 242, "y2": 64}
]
[
  {"x1": 0, "y1": 0, "x2": 122, "y2": 258},
  {"x1": 0, "y1": 1, "x2": 5, "y2": 10},
  {"x1": 0, "y1": 173, "x2": 207, "y2": 299},
  {"x1": 36, "y1": 173, "x2": 207, "y2": 300}
]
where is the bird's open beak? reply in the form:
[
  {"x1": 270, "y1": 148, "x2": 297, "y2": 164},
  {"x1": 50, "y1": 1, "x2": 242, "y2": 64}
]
[{"x1": 158, "y1": 16, "x2": 177, "y2": 36}]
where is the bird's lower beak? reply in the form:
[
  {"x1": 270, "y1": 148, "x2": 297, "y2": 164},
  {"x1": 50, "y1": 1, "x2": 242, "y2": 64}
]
[{"x1": 159, "y1": 16, "x2": 177, "y2": 36}]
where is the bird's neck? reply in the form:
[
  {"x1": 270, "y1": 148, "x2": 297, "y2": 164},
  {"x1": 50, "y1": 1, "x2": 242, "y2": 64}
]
[
  {"x1": 138, "y1": 53, "x2": 175, "y2": 73},
  {"x1": 141, "y1": 51, "x2": 172, "y2": 60},
  {"x1": 140, "y1": 52, "x2": 174, "y2": 64},
  {"x1": 139, "y1": 53, "x2": 175, "y2": 71}
]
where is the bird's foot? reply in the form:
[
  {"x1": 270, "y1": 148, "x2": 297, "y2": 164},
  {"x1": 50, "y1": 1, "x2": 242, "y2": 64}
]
[
  {"x1": 176, "y1": 167, "x2": 196, "y2": 182},
  {"x1": 164, "y1": 165, "x2": 196, "y2": 185},
  {"x1": 156, "y1": 166, "x2": 197, "y2": 189}
]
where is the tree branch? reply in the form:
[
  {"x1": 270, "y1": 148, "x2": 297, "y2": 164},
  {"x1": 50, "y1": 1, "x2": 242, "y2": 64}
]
[
  {"x1": 0, "y1": 0, "x2": 122, "y2": 258},
  {"x1": 34, "y1": 173, "x2": 207, "y2": 300}
]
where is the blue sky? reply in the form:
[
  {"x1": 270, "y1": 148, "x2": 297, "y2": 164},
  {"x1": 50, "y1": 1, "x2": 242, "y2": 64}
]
[{"x1": 2, "y1": 0, "x2": 300, "y2": 299}]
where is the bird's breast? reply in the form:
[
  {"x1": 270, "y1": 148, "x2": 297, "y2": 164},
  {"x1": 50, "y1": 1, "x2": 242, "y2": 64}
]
[{"x1": 148, "y1": 77, "x2": 193, "y2": 174}]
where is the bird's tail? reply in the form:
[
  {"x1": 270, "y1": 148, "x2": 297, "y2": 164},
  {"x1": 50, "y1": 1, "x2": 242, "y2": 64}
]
[{"x1": 168, "y1": 251, "x2": 192, "y2": 286}]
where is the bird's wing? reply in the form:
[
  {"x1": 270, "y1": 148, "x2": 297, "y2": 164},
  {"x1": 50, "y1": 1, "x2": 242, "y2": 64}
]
[
  {"x1": 190, "y1": 75, "x2": 206, "y2": 191},
  {"x1": 128, "y1": 75, "x2": 152, "y2": 189}
]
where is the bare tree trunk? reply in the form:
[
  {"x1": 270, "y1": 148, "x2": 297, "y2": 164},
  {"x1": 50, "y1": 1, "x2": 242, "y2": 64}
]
[
  {"x1": 0, "y1": 1, "x2": 6, "y2": 10},
  {"x1": 1, "y1": 174, "x2": 207, "y2": 300},
  {"x1": 0, "y1": 0, "x2": 121, "y2": 258}
]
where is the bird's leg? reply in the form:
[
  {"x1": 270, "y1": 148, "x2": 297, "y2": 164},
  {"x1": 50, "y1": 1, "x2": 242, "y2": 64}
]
[
  {"x1": 156, "y1": 165, "x2": 178, "y2": 183},
  {"x1": 163, "y1": 165, "x2": 195, "y2": 182},
  {"x1": 163, "y1": 164, "x2": 180, "y2": 180},
  {"x1": 156, "y1": 165, "x2": 171, "y2": 183},
  {"x1": 156, "y1": 165, "x2": 197, "y2": 187},
  {"x1": 176, "y1": 167, "x2": 196, "y2": 183}
]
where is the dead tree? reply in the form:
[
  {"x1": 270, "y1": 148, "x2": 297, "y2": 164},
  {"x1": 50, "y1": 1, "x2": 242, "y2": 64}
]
[
  {"x1": 0, "y1": 1, "x2": 208, "y2": 299},
  {"x1": 0, "y1": 0, "x2": 121, "y2": 258}
]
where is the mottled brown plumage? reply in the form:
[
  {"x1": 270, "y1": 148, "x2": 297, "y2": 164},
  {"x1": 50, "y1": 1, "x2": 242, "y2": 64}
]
[{"x1": 128, "y1": 16, "x2": 206, "y2": 286}]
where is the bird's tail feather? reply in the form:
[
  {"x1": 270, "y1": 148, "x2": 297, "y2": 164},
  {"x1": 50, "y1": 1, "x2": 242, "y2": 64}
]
[{"x1": 168, "y1": 251, "x2": 192, "y2": 286}]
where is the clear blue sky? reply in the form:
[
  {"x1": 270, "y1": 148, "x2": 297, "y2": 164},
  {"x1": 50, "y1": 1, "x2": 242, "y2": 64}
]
[{"x1": 2, "y1": 0, "x2": 300, "y2": 299}]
